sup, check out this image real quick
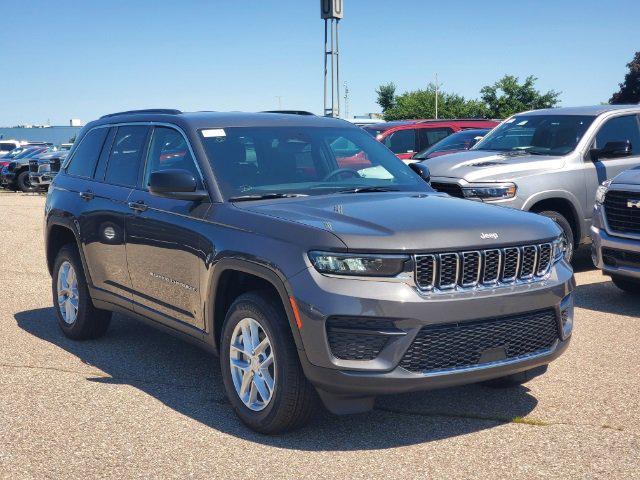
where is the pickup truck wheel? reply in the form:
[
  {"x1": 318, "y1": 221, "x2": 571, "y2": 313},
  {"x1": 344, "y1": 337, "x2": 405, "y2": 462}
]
[
  {"x1": 537, "y1": 210, "x2": 574, "y2": 263},
  {"x1": 220, "y1": 291, "x2": 318, "y2": 434},
  {"x1": 17, "y1": 171, "x2": 35, "y2": 193},
  {"x1": 611, "y1": 275, "x2": 640, "y2": 293},
  {"x1": 52, "y1": 244, "x2": 111, "y2": 339},
  {"x1": 482, "y1": 365, "x2": 548, "y2": 388}
]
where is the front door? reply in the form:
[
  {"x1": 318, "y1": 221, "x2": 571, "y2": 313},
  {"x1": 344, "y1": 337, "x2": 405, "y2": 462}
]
[
  {"x1": 583, "y1": 114, "x2": 640, "y2": 223},
  {"x1": 125, "y1": 126, "x2": 211, "y2": 330}
]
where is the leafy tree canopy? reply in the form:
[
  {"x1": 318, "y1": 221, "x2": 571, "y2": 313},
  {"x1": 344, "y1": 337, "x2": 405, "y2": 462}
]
[
  {"x1": 610, "y1": 51, "x2": 640, "y2": 104},
  {"x1": 375, "y1": 82, "x2": 397, "y2": 112},
  {"x1": 480, "y1": 75, "x2": 560, "y2": 119}
]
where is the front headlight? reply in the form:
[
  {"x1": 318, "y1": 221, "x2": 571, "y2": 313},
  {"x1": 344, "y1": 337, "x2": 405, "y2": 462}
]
[
  {"x1": 462, "y1": 183, "x2": 517, "y2": 201},
  {"x1": 552, "y1": 236, "x2": 566, "y2": 264},
  {"x1": 308, "y1": 251, "x2": 409, "y2": 277},
  {"x1": 595, "y1": 179, "x2": 611, "y2": 205}
]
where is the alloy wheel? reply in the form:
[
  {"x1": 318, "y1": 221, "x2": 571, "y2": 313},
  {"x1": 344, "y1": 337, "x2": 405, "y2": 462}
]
[
  {"x1": 229, "y1": 317, "x2": 276, "y2": 411},
  {"x1": 57, "y1": 261, "x2": 79, "y2": 324}
]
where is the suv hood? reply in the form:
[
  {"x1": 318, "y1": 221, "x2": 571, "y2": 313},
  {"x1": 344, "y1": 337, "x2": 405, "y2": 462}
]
[
  {"x1": 236, "y1": 193, "x2": 560, "y2": 252},
  {"x1": 612, "y1": 166, "x2": 640, "y2": 186},
  {"x1": 425, "y1": 150, "x2": 564, "y2": 183}
]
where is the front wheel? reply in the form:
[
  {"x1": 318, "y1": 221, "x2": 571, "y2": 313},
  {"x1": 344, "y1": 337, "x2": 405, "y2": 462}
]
[
  {"x1": 611, "y1": 275, "x2": 640, "y2": 294},
  {"x1": 220, "y1": 291, "x2": 318, "y2": 434},
  {"x1": 16, "y1": 171, "x2": 35, "y2": 193},
  {"x1": 537, "y1": 210, "x2": 574, "y2": 263}
]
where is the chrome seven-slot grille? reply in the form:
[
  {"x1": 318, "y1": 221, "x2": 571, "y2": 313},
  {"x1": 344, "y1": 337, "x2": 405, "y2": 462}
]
[
  {"x1": 415, "y1": 243, "x2": 552, "y2": 291},
  {"x1": 604, "y1": 190, "x2": 640, "y2": 235}
]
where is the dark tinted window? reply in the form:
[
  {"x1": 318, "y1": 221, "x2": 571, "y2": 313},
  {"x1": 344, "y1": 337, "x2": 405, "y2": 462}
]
[
  {"x1": 418, "y1": 127, "x2": 453, "y2": 150},
  {"x1": 595, "y1": 115, "x2": 640, "y2": 154},
  {"x1": 144, "y1": 127, "x2": 202, "y2": 189},
  {"x1": 0, "y1": 144, "x2": 15, "y2": 152},
  {"x1": 383, "y1": 129, "x2": 416, "y2": 154},
  {"x1": 105, "y1": 126, "x2": 149, "y2": 187},
  {"x1": 66, "y1": 128, "x2": 109, "y2": 178}
]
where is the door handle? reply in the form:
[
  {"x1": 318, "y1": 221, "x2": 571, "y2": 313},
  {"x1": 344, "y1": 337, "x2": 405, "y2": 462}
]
[
  {"x1": 128, "y1": 201, "x2": 148, "y2": 212},
  {"x1": 79, "y1": 191, "x2": 94, "y2": 201}
]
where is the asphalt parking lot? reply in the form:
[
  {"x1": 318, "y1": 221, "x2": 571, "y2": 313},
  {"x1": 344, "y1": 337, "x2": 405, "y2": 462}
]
[{"x1": 0, "y1": 191, "x2": 638, "y2": 479}]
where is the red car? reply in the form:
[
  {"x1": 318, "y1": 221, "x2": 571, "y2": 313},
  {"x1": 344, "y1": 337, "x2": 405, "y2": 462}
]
[{"x1": 364, "y1": 119, "x2": 500, "y2": 162}]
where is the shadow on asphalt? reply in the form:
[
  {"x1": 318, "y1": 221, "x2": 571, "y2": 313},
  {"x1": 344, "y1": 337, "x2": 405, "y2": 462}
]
[
  {"x1": 574, "y1": 280, "x2": 640, "y2": 317},
  {"x1": 16, "y1": 307, "x2": 538, "y2": 450}
]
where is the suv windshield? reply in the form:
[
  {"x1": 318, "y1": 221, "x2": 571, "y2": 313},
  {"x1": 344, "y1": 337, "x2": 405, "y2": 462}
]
[
  {"x1": 200, "y1": 126, "x2": 431, "y2": 199},
  {"x1": 413, "y1": 129, "x2": 489, "y2": 159},
  {"x1": 473, "y1": 115, "x2": 595, "y2": 156}
]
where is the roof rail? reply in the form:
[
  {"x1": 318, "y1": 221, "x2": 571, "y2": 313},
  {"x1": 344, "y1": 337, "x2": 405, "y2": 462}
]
[
  {"x1": 261, "y1": 110, "x2": 316, "y2": 116},
  {"x1": 100, "y1": 109, "x2": 182, "y2": 119}
]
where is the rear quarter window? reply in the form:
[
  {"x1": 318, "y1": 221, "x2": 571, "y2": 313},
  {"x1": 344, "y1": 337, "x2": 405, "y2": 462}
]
[{"x1": 66, "y1": 128, "x2": 109, "y2": 178}]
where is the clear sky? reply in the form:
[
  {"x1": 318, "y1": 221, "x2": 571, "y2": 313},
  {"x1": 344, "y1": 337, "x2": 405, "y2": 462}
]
[{"x1": 1, "y1": 0, "x2": 638, "y2": 126}]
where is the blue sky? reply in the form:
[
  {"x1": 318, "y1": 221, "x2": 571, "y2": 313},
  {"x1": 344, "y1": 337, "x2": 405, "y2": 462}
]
[{"x1": 0, "y1": 0, "x2": 638, "y2": 125}]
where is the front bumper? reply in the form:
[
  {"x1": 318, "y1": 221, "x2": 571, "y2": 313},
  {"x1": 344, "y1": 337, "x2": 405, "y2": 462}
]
[
  {"x1": 591, "y1": 202, "x2": 640, "y2": 280},
  {"x1": 29, "y1": 172, "x2": 52, "y2": 187},
  {"x1": 290, "y1": 259, "x2": 574, "y2": 400}
]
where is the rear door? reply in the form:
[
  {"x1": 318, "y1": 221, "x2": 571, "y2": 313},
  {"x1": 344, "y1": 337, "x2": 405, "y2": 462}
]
[
  {"x1": 417, "y1": 127, "x2": 454, "y2": 153},
  {"x1": 583, "y1": 114, "x2": 640, "y2": 220},
  {"x1": 125, "y1": 125, "x2": 211, "y2": 331}
]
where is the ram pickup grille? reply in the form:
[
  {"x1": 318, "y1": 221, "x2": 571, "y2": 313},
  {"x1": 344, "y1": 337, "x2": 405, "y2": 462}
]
[
  {"x1": 430, "y1": 181, "x2": 464, "y2": 198},
  {"x1": 414, "y1": 242, "x2": 552, "y2": 291},
  {"x1": 604, "y1": 190, "x2": 640, "y2": 235},
  {"x1": 399, "y1": 309, "x2": 559, "y2": 373}
]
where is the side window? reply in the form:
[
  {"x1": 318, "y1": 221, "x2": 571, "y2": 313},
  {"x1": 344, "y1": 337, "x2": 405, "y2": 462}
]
[
  {"x1": 104, "y1": 126, "x2": 149, "y2": 187},
  {"x1": 66, "y1": 128, "x2": 109, "y2": 178},
  {"x1": 595, "y1": 115, "x2": 640, "y2": 154},
  {"x1": 144, "y1": 127, "x2": 203, "y2": 189},
  {"x1": 383, "y1": 129, "x2": 416, "y2": 154},
  {"x1": 418, "y1": 127, "x2": 453, "y2": 150}
]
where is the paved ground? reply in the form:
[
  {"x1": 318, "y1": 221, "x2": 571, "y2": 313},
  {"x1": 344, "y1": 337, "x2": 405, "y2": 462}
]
[{"x1": 0, "y1": 191, "x2": 639, "y2": 479}]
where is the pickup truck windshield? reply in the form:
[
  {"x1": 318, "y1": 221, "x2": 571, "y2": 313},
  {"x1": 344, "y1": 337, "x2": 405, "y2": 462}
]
[
  {"x1": 473, "y1": 115, "x2": 595, "y2": 156},
  {"x1": 200, "y1": 126, "x2": 432, "y2": 199}
]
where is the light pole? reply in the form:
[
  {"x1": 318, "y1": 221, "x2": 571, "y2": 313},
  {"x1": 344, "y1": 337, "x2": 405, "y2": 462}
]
[{"x1": 321, "y1": 0, "x2": 343, "y2": 117}]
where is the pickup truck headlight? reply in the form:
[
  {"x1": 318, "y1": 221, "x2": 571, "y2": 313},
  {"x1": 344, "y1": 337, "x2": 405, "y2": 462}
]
[
  {"x1": 462, "y1": 183, "x2": 517, "y2": 201},
  {"x1": 552, "y1": 236, "x2": 566, "y2": 264},
  {"x1": 308, "y1": 251, "x2": 409, "y2": 277},
  {"x1": 595, "y1": 179, "x2": 611, "y2": 205}
]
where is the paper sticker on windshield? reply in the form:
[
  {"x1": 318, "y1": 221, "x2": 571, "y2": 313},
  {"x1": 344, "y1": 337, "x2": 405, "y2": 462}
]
[
  {"x1": 202, "y1": 129, "x2": 226, "y2": 138},
  {"x1": 516, "y1": 120, "x2": 528, "y2": 126}
]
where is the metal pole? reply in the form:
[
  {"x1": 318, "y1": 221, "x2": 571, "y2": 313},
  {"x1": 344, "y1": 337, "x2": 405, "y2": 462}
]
[
  {"x1": 324, "y1": 20, "x2": 328, "y2": 116},
  {"x1": 330, "y1": 19, "x2": 335, "y2": 116},
  {"x1": 435, "y1": 73, "x2": 439, "y2": 119},
  {"x1": 335, "y1": 18, "x2": 340, "y2": 118}
]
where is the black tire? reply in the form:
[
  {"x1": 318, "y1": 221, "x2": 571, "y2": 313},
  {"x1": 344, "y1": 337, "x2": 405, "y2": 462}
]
[
  {"x1": 16, "y1": 170, "x2": 35, "y2": 193},
  {"x1": 220, "y1": 291, "x2": 318, "y2": 434},
  {"x1": 611, "y1": 275, "x2": 640, "y2": 294},
  {"x1": 52, "y1": 244, "x2": 111, "y2": 340},
  {"x1": 537, "y1": 210, "x2": 574, "y2": 263},
  {"x1": 482, "y1": 365, "x2": 548, "y2": 388}
]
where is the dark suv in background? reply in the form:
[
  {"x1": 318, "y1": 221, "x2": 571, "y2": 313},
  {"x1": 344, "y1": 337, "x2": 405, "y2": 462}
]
[{"x1": 45, "y1": 109, "x2": 574, "y2": 433}]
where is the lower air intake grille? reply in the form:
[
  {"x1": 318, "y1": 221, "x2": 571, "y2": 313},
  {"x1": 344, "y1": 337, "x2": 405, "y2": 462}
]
[
  {"x1": 399, "y1": 309, "x2": 559, "y2": 373},
  {"x1": 326, "y1": 317, "x2": 395, "y2": 361}
]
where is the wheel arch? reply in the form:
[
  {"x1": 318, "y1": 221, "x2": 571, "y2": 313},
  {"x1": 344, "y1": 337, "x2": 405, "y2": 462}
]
[
  {"x1": 45, "y1": 218, "x2": 83, "y2": 275},
  {"x1": 205, "y1": 258, "x2": 304, "y2": 356},
  {"x1": 523, "y1": 192, "x2": 583, "y2": 245}
]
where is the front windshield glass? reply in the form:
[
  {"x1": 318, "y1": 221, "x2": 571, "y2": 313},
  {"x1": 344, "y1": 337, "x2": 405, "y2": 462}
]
[
  {"x1": 414, "y1": 129, "x2": 489, "y2": 159},
  {"x1": 473, "y1": 115, "x2": 595, "y2": 155},
  {"x1": 200, "y1": 126, "x2": 432, "y2": 199}
]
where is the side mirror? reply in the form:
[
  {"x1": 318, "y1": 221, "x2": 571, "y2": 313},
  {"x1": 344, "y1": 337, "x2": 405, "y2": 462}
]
[
  {"x1": 590, "y1": 140, "x2": 632, "y2": 160},
  {"x1": 149, "y1": 169, "x2": 208, "y2": 201},
  {"x1": 409, "y1": 162, "x2": 431, "y2": 183}
]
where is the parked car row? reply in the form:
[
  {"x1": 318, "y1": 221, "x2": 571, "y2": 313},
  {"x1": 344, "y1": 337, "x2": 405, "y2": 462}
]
[{"x1": 0, "y1": 142, "x2": 67, "y2": 192}]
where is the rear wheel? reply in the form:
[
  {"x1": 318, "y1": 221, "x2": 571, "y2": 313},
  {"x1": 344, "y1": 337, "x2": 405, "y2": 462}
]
[
  {"x1": 52, "y1": 244, "x2": 111, "y2": 339},
  {"x1": 16, "y1": 170, "x2": 35, "y2": 193},
  {"x1": 537, "y1": 210, "x2": 574, "y2": 263},
  {"x1": 611, "y1": 275, "x2": 640, "y2": 293},
  {"x1": 220, "y1": 291, "x2": 318, "y2": 434}
]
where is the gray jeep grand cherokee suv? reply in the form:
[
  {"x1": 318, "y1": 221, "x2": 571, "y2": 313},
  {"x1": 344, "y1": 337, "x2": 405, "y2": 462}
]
[
  {"x1": 425, "y1": 105, "x2": 640, "y2": 262},
  {"x1": 592, "y1": 166, "x2": 640, "y2": 292},
  {"x1": 44, "y1": 109, "x2": 574, "y2": 433}
]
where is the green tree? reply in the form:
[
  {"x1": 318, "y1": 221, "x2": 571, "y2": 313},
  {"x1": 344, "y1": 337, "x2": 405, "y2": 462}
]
[
  {"x1": 383, "y1": 83, "x2": 488, "y2": 121},
  {"x1": 480, "y1": 75, "x2": 560, "y2": 118},
  {"x1": 375, "y1": 82, "x2": 397, "y2": 113},
  {"x1": 609, "y1": 51, "x2": 640, "y2": 104}
]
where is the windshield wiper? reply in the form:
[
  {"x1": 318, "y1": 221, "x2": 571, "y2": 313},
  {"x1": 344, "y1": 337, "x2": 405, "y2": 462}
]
[
  {"x1": 229, "y1": 193, "x2": 309, "y2": 202},
  {"x1": 338, "y1": 186, "x2": 400, "y2": 194}
]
